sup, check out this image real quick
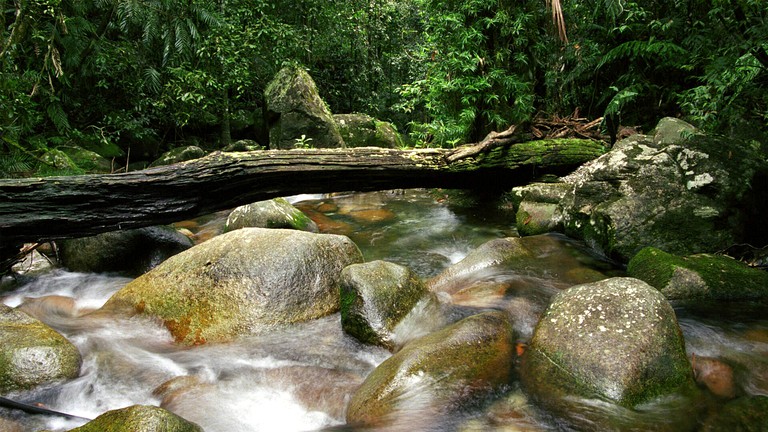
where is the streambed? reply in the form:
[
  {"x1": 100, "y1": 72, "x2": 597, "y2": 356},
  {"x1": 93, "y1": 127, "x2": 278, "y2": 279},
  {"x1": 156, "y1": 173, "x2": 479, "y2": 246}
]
[{"x1": 1, "y1": 190, "x2": 767, "y2": 431}]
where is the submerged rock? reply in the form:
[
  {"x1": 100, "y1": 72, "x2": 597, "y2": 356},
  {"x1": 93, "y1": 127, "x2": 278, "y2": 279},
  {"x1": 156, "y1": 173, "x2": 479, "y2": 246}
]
[
  {"x1": 428, "y1": 234, "x2": 606, "y2": 295},
  {"x1": 0, "y1": 304, "x2": 81, "y2": 393},
  {"x1": 67, "y1": 404, "x2": 203, "y2": 432},
  {"x1": 701, "y1": 395, "x2": 768, "y2": 432},
  {"x1": 265, "y1": 66, "x2": 345, "y2": 149},
  {"x1": 59, "y1": 226, "x2": 193, "y2": 276},
  {"x1": 522, "y1": 277, "x2": 699, "y2": 429},
  {"x1": 225, "y1": 198, "x2": 318, "y2": 233},
  {"x1": 346, "y1": 311, "x2": 516, "y2": 427},
  {"x1": 101, "y1": 228, "x2": 363, "y2": 345},
  {"x1": 627, "y1": 247, "x2": 768, "y2": 300},
  {"x1": 340, "y1": 260, "x2": 428, "y2": 350}
]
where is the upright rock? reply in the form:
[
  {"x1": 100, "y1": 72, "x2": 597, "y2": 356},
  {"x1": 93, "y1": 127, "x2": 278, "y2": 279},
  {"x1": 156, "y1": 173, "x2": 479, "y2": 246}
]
[
  {"x1": 224, "y1": 198, "x2": 318, "y2": 233},
  {"x1": 101, "y1": 228, "x2": 363, "y2": 345},
  {"x1": 265, "y1": 66, "x2": 345, "y2": 149}
]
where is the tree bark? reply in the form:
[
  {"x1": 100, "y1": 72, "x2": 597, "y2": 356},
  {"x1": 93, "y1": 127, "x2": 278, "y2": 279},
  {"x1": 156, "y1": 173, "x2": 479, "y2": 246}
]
[{"x1": 0, "y1": 139, "x2": 605, "y2": 246}]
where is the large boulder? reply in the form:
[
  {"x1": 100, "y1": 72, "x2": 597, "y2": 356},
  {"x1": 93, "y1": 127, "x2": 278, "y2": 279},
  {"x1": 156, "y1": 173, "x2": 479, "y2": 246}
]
[
  {"x1": 522, "y1": 277, "x2": 699, "y2": 429},
  {"x1": 537, "y1": 117, "x2": 768, "y2": 262},
  {"x1": 334, "y1": 114, "x2": 404, "y2": 148},
  {"x1": 339, "y1": 260, "x2": 428, "y2": 350},
  {"x1": 265, "y1": 66, "x2": 345, "y2": 149},
  {"x1": 627, "y1": 247, "x2": 768, "y2": 300},
  {"x1": 0, "y1": 304, "x2": 81, "y2": 393},
  {"x1": 59, "y1": 226, "x2": 194, "y2": 276},
  {"x1": 101, "y1": 228, "x2": 363, "y2": 345},
  {"x1": 67, "y1": 405, "x2": 203, "y2": 432},
  {"x1": 224, "y1": 198, "x2": 318, "y2": 233},
  {"x1": 346, "y1": 311, "x2": 516, "y2": 427}
]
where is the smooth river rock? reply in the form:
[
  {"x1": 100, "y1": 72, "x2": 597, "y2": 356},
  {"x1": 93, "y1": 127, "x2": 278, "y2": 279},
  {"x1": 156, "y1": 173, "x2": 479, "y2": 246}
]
[
  {"x1": 101, "y1": 228, "x2": 363, "y2": 345},
  {"x1": 67, "y1": 404, "x2": 203, "y2": 432},
  {"x1": 224, "y1": 197, "x2": 319, "y2": 233},
  {"x1": 0, "y1": 304, "x2": 81, "y2": 393}
]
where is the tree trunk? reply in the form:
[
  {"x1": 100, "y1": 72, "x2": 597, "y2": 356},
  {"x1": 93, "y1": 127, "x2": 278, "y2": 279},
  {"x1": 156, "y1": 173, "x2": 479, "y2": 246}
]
[{"x1": 0, "y1": 139, "x2": 604, "y2": 246}]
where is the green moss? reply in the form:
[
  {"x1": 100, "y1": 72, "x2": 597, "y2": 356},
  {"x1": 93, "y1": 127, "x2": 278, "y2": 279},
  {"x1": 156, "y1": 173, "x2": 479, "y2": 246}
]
[{"x1": 628, "y1": 247, "x2": 768, "y2": 300}]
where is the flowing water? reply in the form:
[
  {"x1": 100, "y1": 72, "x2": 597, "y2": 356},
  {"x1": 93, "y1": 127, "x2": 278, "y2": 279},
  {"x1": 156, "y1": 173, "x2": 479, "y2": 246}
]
[{"x1": 1, "y1": 190, "x2": 766, "y2": 431}]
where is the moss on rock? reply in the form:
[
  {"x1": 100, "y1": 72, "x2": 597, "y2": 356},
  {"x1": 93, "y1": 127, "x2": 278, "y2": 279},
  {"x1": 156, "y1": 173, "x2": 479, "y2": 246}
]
[
  {"x1": 627, "y1": 247, "x2": 768, "y2": 300},
  {"x1": 224, "y1": 198, "x2": 318, "y2": 233},
  {"x1": 67, "y1": 405, "x2": 203, "y2": 432}
]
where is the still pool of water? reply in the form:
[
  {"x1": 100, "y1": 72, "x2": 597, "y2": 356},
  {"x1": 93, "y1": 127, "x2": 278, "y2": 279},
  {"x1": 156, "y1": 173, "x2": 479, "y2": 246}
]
[{"x1": 1, "y1": 189, "x2": 767, "y2": 431}]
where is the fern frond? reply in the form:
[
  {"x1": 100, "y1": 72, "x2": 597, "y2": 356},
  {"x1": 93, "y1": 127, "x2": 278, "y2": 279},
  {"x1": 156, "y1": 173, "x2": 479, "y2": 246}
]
[
  {"x1": 46, "y1": 102, "x2": 70, "y2": 133},
  {"x1": 597, "y1": 40, "x2": 687, "y2": 69},
  {"x1": 143, "y1": 67, "x2": 162, "y2": 93}
]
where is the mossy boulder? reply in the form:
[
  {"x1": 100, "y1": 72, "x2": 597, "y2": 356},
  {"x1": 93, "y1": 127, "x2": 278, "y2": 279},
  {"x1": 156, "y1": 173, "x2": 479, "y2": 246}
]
[
  {"x1": 334, "y1": 113, "x2": 404, "y2": 148},
  {"x1": 149, "y1": 146, "x2": 206, "y2": 167},
  {"x1": 339, "y1": 260, "x2": 428, "y2": 350},
  {"x1": 67, "y1": 405, "x2": 203, "y2": 432},
  {"x1": 58, "y1": 145, "x2": 113, "y2": 173},
  {"x1": 522, "y1": 277, "x2": 698, "y2": 424},
  {"x1": 265, "y1": 66, "x2": 345, "y2": 149},
  {"x1": 59, "y1": 226, "x2": 193, "y2": 277},
  {"x1": 346, "y1": 311, "x2": 516, "y2": 427},
  {"x1": 701, "y1": 396, "x2": 768, "y2": 432},
  {"x1": 39, "y1": 148, "x2": 84, "y2": 176},
  {"x1": 627, "y1": 247, "x2": 768, "y2": 300},
  {"x1": 101, "y1": 228, "x2": 363, "y2": 345},
  {"x1": 224, "y1": 198, "x2": 318, "y2": 233},
  {"x1": 557, "y1": 117, "x2": 767, "y2": 261},
  {"x1": 0, "y1": 304, "x2": 81, "y2": 393},
  {"x1": 221, "y1": 139, "x2": 265, "y2": 152}
]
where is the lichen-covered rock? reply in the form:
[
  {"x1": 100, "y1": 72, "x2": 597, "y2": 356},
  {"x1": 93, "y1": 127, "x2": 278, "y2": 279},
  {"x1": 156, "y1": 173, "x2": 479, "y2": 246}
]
[
  {"x1": 0, "y1": 304, "x2": 81, "y2": 393},
  {"x1": 225, "y1": 198, "x2": 318, "y2": 233},
  {"x1": 627, "y1": 247, "x2": 768, "y2": 300},
  {"x1": 522, "y1": 278, "x2": 698, "y2": 414},
  {"x1": 700, "y1": 396, "x2": 768, "y2": 432},
  {"x1": 557, "y1": 117, "x2": 767, "y2": 261},
  {"x1": 67, "y1": 405, "x2": 203, "y2": 432},
  {"x1": 59, "y1": 226, "x2": 193, "y2": 276},
  {"x1": 346, "y1": 311, "x2": 516, "y2": 427},
  {"x1": 334, "y1": 113, "x2": 404, "y2": 148},
  {"x1": 265, "y1": 66, "x2": 345, "y2": 149},
  {"x1": 39, "y1": 148, "x2": 83, "y2": 175},
  {"x1": 149, "y1": 146, "x2": 206, "y2": 167},
  {"x1": 101, "y1": 228, "x2": 363, "y2": 345},
  {"x1": 340, "y1": 260, "x2": 428, "y2": 349}
]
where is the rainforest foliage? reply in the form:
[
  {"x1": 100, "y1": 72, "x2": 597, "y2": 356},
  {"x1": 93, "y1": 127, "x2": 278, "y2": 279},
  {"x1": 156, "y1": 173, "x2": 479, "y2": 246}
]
[{"x1": 0, "y1": 0, "x2": 766, "y2": 176}]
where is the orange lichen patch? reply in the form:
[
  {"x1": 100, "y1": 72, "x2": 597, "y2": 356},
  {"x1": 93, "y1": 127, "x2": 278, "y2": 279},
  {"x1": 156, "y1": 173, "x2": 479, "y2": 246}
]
[
  {"x1": 136, "y1": 300, "x2": 146, "y2": 313},
  {"x1": 164, "y1": 317, "x2": 193, "y2": 344}
]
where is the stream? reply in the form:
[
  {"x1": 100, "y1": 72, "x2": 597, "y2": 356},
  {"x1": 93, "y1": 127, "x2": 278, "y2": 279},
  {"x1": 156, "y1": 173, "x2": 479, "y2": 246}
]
[{"x1": 1, "y1": 189, "x2": 767, "y2": 431}]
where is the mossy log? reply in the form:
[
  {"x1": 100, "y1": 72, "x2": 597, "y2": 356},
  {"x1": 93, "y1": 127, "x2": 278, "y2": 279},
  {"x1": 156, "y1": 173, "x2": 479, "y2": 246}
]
[{"x1": 0, "y1": 139, "x2": 605, "y2": 245}]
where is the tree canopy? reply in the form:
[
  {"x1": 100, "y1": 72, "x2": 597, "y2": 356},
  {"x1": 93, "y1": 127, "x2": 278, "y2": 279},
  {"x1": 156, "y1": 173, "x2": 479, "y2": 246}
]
[{"x1": 1, "y1": 0, "x2": 766, "y2": 177}]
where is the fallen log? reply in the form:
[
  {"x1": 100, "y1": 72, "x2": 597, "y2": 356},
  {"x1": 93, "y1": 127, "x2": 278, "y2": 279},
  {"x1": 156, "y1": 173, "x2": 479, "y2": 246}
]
[{"x1": 0, "y1": 139, "x2": 605, "y2": 247}]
